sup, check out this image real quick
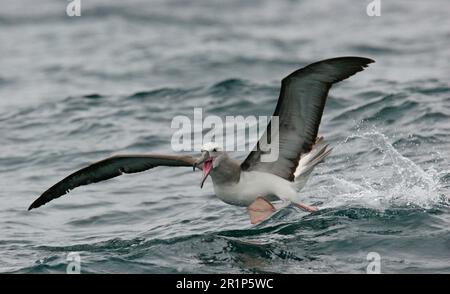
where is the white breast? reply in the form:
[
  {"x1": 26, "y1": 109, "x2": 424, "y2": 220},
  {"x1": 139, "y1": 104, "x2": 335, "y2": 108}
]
[{"x1": 212, "y1": 171, "x2": 298, "y2": 206}]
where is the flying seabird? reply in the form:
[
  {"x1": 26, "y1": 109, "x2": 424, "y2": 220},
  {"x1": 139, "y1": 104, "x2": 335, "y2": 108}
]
[{"x1": 28, "y1": 57, "x2": 374, "y2": 224}]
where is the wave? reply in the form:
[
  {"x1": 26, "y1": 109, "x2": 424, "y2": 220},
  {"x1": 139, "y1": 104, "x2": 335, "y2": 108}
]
[
  {"x1": 305, "y1": 130, "x2": 448, "y2": 211},
  {"x1": 128, "y1": 87, "x2": 198, "y2": 100},
  {"x1": 6, "y1": 202, "x2": 449, "y2": 274}
]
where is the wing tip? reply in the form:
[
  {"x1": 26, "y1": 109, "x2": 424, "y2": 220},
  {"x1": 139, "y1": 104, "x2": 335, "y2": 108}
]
[
  {"x1": 284, "y1": 56, "x2": 375, "y2": 82},
  {"x1": 320, "y1": 56, "x2": 376, "y2": 72},
  {"x1": 28, "y1": 192, "x2": 52, "y2": 211},
  {"x1": 28, "y1": 198, "x2": 42, "y2": 211},
  {"x1": 353, "y1": 56, "x2": 375, "y2": 68},
  {"x1": 325, "y1": 56, "x2": 375, "y2": 65}
]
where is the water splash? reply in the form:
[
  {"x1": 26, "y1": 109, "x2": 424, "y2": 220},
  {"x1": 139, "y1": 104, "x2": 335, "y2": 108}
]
[{"x1": 310, "y1": 130, "x2": 447, "y2": 210}]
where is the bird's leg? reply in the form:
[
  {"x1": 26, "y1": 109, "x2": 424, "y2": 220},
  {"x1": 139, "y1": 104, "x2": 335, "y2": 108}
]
[
  {"x1": 246, "y1": 197, "x2": 276, "y2": 224},
  {"x1": 294, "y1": 202, "x2": 319, "y2": 212}
]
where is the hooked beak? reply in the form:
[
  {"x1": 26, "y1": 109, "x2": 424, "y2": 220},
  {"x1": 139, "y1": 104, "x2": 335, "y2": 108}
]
[{"x1": 193, "y1": 151, "x2": 213, "y2": 188}]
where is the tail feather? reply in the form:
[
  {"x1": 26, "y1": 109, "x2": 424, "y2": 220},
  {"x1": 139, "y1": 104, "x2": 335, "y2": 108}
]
[{"x1": 293, "y1": 136, "x2": 332, "y2": 190}]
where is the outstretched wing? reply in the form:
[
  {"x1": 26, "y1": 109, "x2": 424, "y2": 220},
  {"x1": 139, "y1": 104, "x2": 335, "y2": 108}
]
[
  {"x1": 241, "y1": 57, "x2": 374, "y2": 180},
  {"x1": 28, "y1": 154, "x2": 197, "y2": 210}
]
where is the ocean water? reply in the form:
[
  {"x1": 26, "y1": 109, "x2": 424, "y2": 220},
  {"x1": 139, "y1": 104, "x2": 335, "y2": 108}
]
[{"x1": 0, "y1": 0, "x2": 449, "y2": 273}]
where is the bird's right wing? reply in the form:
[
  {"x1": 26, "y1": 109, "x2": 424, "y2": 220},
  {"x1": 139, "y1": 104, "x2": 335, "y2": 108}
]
[{"x1": 28, "y1": 154, "x2": 198, "y2": 210}]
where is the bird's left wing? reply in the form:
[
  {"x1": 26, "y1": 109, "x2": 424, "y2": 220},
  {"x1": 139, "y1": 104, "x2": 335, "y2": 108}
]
[
  {"x1": 241, "y1": 57, "x2": 374, "y2": 181},
  {"x1": 28, "y1": 154, "x2": 198, "y2": 210}
]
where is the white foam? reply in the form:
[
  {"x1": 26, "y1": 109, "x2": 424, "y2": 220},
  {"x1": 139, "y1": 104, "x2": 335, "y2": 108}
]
[{"x1": 302, "y1": 130, "x2": 448, "y2": 211}]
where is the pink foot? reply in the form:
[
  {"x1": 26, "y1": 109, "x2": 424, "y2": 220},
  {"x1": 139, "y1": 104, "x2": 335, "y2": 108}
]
[
  {"x1": 247, "y1": 197, "x2": 276, "y2": 224},
  {"x1": 294, "y1": 203, "x2": 319, "y2": 212}
]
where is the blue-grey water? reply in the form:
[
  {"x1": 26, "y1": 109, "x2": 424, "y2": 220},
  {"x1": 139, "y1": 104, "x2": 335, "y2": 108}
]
[{"x1": 1, "y1": 0, "x2": 449, "y2": 273}]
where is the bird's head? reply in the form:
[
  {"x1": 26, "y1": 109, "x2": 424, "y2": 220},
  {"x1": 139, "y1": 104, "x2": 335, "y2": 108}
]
[{"x1": 193, "y1": 142, "x2": 225, "y2": 188}]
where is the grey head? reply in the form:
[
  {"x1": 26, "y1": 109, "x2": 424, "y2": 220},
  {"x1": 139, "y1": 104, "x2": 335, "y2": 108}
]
[{"x1": 193, "y1": 142, "x2": 241, "y2": 188}]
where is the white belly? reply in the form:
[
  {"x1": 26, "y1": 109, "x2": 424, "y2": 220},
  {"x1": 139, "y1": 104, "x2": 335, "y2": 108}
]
[{"x1": 212, "y1": 171, "x2": 298, "y2": 206}]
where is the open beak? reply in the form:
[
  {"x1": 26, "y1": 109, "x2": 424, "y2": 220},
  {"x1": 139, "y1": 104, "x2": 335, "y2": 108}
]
[{"x1": 193, "y1": 151, "x2": 213, "y2": 188}]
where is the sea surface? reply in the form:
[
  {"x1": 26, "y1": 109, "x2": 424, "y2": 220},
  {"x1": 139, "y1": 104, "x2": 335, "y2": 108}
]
[{"x1": 0, "y1": 0, "x2": 449, "y2": 273}]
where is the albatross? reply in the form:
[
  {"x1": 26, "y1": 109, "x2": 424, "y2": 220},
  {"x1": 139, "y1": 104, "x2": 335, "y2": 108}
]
[{"x1": 28, "y1": 57, "x2": 374, "y2": 224}]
